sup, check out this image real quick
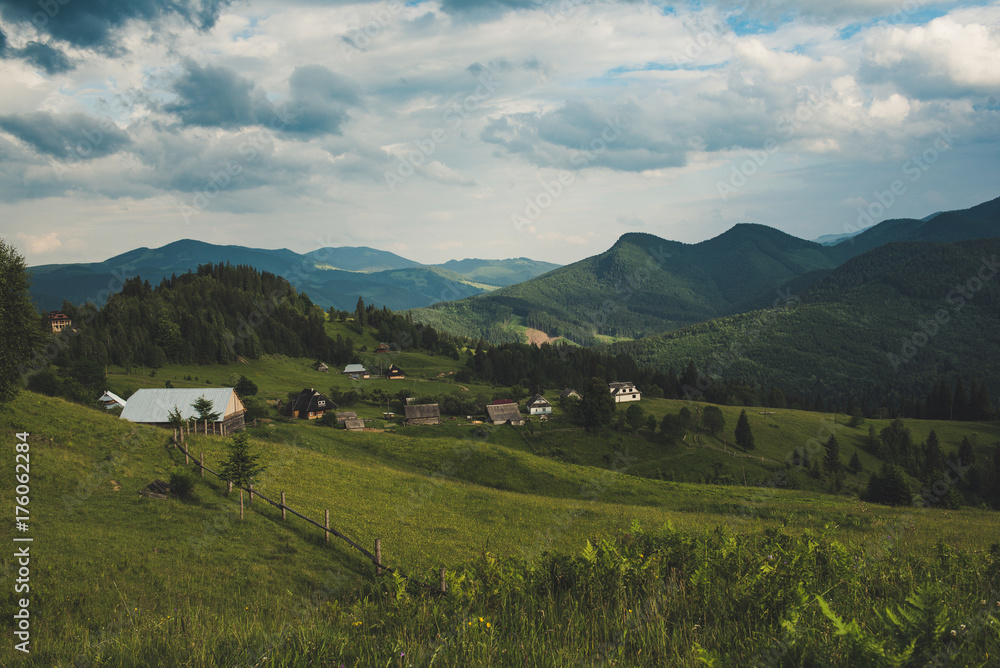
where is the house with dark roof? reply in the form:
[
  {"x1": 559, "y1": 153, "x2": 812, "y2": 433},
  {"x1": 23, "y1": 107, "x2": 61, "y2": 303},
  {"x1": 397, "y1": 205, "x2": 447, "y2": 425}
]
[
  {"x1": 48, "y1": 311, "x2": 71, "y2": 333},
  {"x1": 289, "y1": 388, "x2": 336, "y2": 420},
  {"x1": 486, "y1": 403, "x2": 524, "y2": 426},
  {"x1": 526, "y1": 394, "x2": 552, "y2": 416},
  {"x1": 559, "y1": 388, "x2": 581, "y2": 400},
  {"x1": 609, "y1": 381, "x2": 641, "y2": 403},
  {"x1": 404, "y1": 404, "x2": 440, "y2": 425},
  {"x1": 386, "y1": 364, "x2": 405, "y2": 380}
]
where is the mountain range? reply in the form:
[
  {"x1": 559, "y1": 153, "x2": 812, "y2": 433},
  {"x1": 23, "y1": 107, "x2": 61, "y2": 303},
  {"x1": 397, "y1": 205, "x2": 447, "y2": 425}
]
[
  {"x1": 26, "y1": 241, "x2": 561, "y2": 312},
  {"x1": 409, "y1": 196, "x2": 1000, "y2": 345}
]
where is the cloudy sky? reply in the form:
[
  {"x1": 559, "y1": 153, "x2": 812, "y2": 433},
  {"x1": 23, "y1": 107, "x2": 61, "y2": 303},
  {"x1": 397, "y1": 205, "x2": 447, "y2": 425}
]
[{"x1": 0, "y1": 0, "x2": 998, "y2": 267}]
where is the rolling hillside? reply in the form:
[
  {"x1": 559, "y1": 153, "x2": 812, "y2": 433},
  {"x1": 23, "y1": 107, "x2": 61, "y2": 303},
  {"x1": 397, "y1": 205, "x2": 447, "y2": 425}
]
[{"x1": 611, "y1": 238, "x2": 1000, "y2": 407}]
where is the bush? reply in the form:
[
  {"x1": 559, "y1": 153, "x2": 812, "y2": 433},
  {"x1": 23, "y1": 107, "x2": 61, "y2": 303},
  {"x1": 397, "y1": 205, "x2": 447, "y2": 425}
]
[{"x1": 169, "y1": 467, "x2": 197, "y2": 498}]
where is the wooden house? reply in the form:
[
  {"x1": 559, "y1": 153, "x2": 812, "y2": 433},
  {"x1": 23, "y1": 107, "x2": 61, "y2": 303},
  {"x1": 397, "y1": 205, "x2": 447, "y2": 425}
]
[
  {"x1": 404, "y1": 404, "x2": 440, "y2": 426},
  {"x1": 526, "y1": 394, "x2": 552, "y2": 416},
  {"x1": 609, "y1": 381, "x2": 641, "y2": 403},
  {"x1": 98, "y1": 390, "x2": 127, "y2": 410},
  {"x1": 375, "y1": 343, "x2": 391, "y2": 353},
  {"x1": 48, "y1": 311, "x2": 71, "y2": 333},
  {"x1": 344, "y1": 418, "x2": 365, "y2": 431},
  {"x1": 486, "y1": 403, "x2": 525, "y2": 426},
  {"x1": 386, "y1": 364, "x2": 405, "y2": 380},
  {"x1": 315, "y1": 362, "x2": 329, "y2": 373},
  {"x1": 559, "y1": 388, "x2": 581, "y2": 400},
  {"x1": 343, "y1": 364, "x2": 369, "y2": 379},
  {"x1": 335, "y1": 410, "x2": 358, "y2": 424},
  {"x1": 289, "y1": 388, "x2": 336, "y2": 419},
  {"x1": 119, "y1": 388, "x2": 245, "y2": 432}
]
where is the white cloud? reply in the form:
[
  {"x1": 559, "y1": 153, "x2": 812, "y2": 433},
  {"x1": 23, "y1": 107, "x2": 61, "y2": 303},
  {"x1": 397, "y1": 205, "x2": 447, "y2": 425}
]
[{"x1": 18, "y1": 231, "x2": 62, "y2": 254}]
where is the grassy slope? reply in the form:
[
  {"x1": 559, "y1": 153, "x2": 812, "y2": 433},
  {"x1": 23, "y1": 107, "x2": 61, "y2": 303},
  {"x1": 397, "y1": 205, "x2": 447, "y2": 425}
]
[{"x1": 3, "y1": 386, "x2": 1000, "y2": 665}]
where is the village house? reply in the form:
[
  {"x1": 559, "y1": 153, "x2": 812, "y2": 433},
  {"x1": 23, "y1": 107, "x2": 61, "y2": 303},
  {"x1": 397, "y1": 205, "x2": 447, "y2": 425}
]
[
  {"x1": 375, "y1": 343, "x2": 391, "y2": 353},
  {"x1": 119, "y1": 387, "x2": 245, "y2": 432},
  {"x1": 335, "y1": 410, "x2": 358, "y2": 424},
  {"x1": 315, "y1": 362, "x2": 329, "y2": 373},
  {"x1": 343, "y1": 363, "x2": 369, "y2": 379},
  {"x1": 609, "y1": 381, "x2": 641, "y2": 403},
  {"x1": 559, "y1": 388, "x2": 581, "y2": 400},
  {"x1": 404, "y1": 403, "x2": 441, "y2": 426},
  {"x1": 486, "y1": 402, "x2": 525, "y2": 426},
  {"x1": 289, "y1": 388, "x2": 336, "y2": 420},
  {"x1": 48, "y1": 311, "x2": 71, "y2": 333},
  {"x1": 526, "y1": 394, "x2": 553, "y2": 416},
  {"x1": 386, "y1": 364, "x2": 405, "y2": 380},
  {"x1": 98, "y1": 390, "x2": 127, "y2": 410}
]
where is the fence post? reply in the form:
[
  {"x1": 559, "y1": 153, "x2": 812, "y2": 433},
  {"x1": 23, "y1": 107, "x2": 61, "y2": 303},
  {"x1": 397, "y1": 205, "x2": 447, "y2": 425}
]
[
  {"x1": 325, "y1": 510, "x2": 330, "y2": 543},
  {"x1": 281, "y1": 492, "x2": 286, "y2": 521},
  {"x1": 376, "y1": 538, "x2": 382, "y2": 575},
  {"x1": 200, "y1": 452, "x2": 204, "y2": 478},
  {"x1": 185, "y1": 445, "x2": 189, "y2": 465},
  {"x1": 227, "y1": 480, "x2": 233, "y2": 494},
  {"x1": 440, "y1": 568, "x2": 447, "y2": 594},
  {"x1": 249, "y1": 483, "x2": 254, "y2": 505}
]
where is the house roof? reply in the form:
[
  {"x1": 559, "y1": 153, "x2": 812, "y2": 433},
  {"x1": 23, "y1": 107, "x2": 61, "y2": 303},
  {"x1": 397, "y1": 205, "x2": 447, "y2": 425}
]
[
  {"x1": 559, "y1": 388, "x2": 580, "y2": 399},
  {"x1": 404, "y1": 404, "x2": 440, "y2": 419},
  {"x1": 335, "y1": 411, "x2": 357, "y2": 420},
  {"x1": 291, "y1": 388, "x2": 334, "y2": 414},
  {"x1": 344, "y1": 418, "x2": 365, "y2": 430},
  {"x1": 343, "y1": 364, "x2": 367, "y2": 373},
  {"x1": 48, "y1": 311, "x2": 71, "y2": 321},
  {"x1": 99, "y1": 390, "x2": 126, "y2": 407},
  {"x1": 491, "y1": 399, "x2": 514, "y2": 405},
  {"x1": 386, "y1": 364, "x2": 404, "y2": 374},
  {"x1": 486, "y1": 403, "x2": 523, "y2": 422},
  {"x1": 527, "y1": 394, "x2": 551, "y2": 407},
  {"x1": 120, "y1": 388, "x2": 243, "y2": 423},
  {"x1": 609, "y1": 382, "x2": 638, "y2": 393}
]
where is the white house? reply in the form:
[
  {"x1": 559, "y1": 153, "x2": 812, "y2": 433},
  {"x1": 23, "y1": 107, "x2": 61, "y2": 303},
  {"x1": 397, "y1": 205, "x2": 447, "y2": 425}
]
[
  {"x1": 609, "y1": 381, "x2": 641, "y2": 403},
  {"x1": 99, "y1": 390, "x2": 127, "y2": 410},
  {"x1": 526, "y1": 394, "x2": 552, "y2": 415}
]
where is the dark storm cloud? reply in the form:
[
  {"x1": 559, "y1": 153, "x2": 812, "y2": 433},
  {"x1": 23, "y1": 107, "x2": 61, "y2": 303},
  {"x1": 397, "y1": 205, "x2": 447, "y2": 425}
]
[
  {"x1": 0, "y1": 26, "x2": 7, "y2": 54},
  {"x1": 282, "y1": 64, "x2": 362, "y2": 136},
  {"x1": 0, "y1": 0, "x2": 231, "y2": 52},
  {"x1": 0, "y1": 111, "x2": 131, "y2": 160},
  {"x1": 16, "y1": 41, "x2": 72, "y2": 73},
  {"x1": 164, "y1": 60, "x2": 275, "y2": 128}
]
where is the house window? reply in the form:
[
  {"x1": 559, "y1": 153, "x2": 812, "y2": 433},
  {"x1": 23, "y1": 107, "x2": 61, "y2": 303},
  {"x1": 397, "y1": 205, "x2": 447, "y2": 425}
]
[{"x1": 318, "y1": 400, "x2": 325, "y2": 407}]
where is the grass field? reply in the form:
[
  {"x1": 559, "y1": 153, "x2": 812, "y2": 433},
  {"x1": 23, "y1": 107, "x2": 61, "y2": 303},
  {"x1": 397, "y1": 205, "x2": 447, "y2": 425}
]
[{"x1": 2, "y1": 386, "x2": 1000, "y2": 665}]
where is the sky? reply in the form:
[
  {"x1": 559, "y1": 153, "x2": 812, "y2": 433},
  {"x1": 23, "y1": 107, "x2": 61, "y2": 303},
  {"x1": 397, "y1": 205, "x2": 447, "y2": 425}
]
[{"x1": 0, "y1": 0, "x2": 998, "y2": 267}]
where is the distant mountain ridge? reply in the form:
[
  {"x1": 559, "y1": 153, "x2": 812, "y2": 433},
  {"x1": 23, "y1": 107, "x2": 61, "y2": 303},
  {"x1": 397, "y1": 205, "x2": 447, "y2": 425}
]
[
  {"x1": 27, "y1": 240, "x2": 560, "y2": 312},
  {"x1": 409, "y1": 195, "x2": 1000, "y2": 344}
]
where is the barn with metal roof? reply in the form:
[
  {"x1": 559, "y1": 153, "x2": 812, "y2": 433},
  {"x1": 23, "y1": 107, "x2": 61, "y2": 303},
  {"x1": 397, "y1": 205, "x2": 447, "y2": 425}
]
[{"x1": 119, "y1": 388, "x2": 245, "y2": 432}]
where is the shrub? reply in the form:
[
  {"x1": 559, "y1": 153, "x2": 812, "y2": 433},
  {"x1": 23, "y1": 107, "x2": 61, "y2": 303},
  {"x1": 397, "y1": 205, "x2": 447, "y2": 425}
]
[{"x1": 169, "y1": 467, "x2": 197, "y2": 498}]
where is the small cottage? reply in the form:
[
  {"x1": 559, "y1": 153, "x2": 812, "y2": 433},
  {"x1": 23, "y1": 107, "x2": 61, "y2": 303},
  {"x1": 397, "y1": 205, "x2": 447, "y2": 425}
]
[
  {"x1": 343, "y1": 364, "x2": 369, "y2": 379},
  {"x1": 526, "y1": 394, "x2": 552, "y2": 416},
  {"x1": 49, "y1": 311, "x2": 72, "y2": 333},
  {"x1": 289, "y1": 388, "x2": 336, "y2": 419},
  {"x1": 559, "y1": 388, "x2": 581, "y2": 400},
  {"x1": 386, "y1": 364, "x2": 405, "y2": 380},
  {"x1": 375, "y1": 343, "x2": 391, "y2": 353},
  {"x1": 486, "y1": 403, "x2": 525, "y2": 426},
  {"x1": 315, "y1": 362, "x2": 329, "y2": 373},
  {"x1": 609, "y1": 381, "x2": 641, "y2": 403},
  {"x1": 335, "y1": 410, "x2": 358, "y2": 423},
  {"x1": 404, "y1": 404, "x2": 441, "y2": 426},
  {"x1": 98, "y1": 390, "x2": 127, "y2": 410}
]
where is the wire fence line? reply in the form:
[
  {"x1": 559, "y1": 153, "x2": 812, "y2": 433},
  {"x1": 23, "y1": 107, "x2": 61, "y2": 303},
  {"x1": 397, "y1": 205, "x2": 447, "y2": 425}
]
[{"x1": 168, "y1": 432, "x2": 448, "y2": 594}]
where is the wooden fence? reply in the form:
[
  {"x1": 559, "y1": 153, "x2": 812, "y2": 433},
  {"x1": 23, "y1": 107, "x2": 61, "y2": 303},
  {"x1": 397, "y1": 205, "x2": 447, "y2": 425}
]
[{"x1": 170, "y1": 431, "x2": 447, "y2": 593}]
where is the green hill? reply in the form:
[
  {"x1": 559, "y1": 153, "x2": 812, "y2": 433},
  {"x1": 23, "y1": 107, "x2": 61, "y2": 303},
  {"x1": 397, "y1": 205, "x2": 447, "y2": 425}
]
[
  {"x1": 411, "y1": 226, "x2": 839, "y2": 344},
  {"x1": 611, "y1": 238, "x2": 1000, "y2": 408}
]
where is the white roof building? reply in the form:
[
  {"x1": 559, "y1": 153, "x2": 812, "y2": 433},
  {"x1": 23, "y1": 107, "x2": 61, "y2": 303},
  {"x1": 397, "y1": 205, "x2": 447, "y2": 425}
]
[
  {"x1": 98, "y1": 390, "x2": 127, "y2": 410},
  {"x1": 119, "y1": 388, "x2": 245, "y2": 426}
]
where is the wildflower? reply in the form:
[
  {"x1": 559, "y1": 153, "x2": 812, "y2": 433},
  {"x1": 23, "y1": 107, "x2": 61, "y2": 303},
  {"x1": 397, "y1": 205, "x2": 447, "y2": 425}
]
[
  {"x1": 400, "y1": 652, "x2": 405, "y2": 658},
  {"x1": 982, "y1": 600, "x2": 988, "y2": 605},
  {"x1": 479, "y1": 617, "x2": 484, "y2": 622},
  {"x1": 486, "y1": 622, "x2": 491, "y2": 628},
  {"x1": 951, "y1": 630, "x2": 957, "y2": 636}
]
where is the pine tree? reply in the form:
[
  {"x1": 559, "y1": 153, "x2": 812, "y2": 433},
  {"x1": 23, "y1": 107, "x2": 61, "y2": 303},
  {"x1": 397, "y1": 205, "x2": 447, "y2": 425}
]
[
  {"x1": 824, "y1": 435, "x2": 842, "y2": 474},
  {"x1": 0, "y1": 240, "x2": 46, "y2": 404},
  {"x1": 923, "y1": 429, "x2": 944, "y2": 477},
  {"x1": 848, "y1": 451, "x2": 863, "y2": 474},
  {"x1": 219, "y1": 431, "x2": 265, "y2": 520},
  {"x1": 580, "y1": 377, "x2": 615, "y2": 432},
  {"x1": 192, "y1": 395, "x2": 221, "y2": 422},
  {"x1": 735, "y1": 409, "x2": 755, "y2": 451}
]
